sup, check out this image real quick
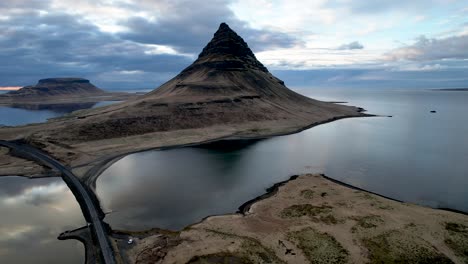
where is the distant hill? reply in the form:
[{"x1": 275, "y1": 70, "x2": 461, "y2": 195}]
[
  {"x1": 436, "y1": 88, "x2": 468, "y2": 91},
  {"x1": 3, "y1": 78, "x2": 104, "y2": 98}
]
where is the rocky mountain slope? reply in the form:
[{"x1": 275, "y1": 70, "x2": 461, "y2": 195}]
[{"x1": 44, "y1": 23, "x2": 363, "y2": 141}]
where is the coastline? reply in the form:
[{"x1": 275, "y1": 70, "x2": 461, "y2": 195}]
[
  {"x1": 0, "y1": 101, "x2": 367, "y2": 179},
  {"x1": 80, "y1": 112, "x2": 373, "y2": 190},
  {"x1": 119, "y1": 173, "x2": 468, "y2": 264},
  {"x1": 2, "y1": 111, "x2": 468, "y2": 262}
]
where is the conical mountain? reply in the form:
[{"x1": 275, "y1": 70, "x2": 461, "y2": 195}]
[{"x1": 46, "y1": 23, "x2": 363, "y2": 141}]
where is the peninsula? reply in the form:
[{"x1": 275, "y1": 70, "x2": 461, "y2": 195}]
[{"x1": 0, "y1": 23, "x2": 366, "y2": 179}]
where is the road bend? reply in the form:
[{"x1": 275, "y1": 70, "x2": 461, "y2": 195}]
[{"x1": 0, "y1": 140, "x2": 116, "y2": 264}]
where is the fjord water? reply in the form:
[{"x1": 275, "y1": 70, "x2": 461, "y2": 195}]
[
  {"x1": 0, "y1": 101, "x2": 120, "y2": 126},
  {"x1": 97, "y1": 88, "x2": 468, "y2": 231},
  {"x1": 0, "y1": 177, "x2": 84, "y2": 264}
]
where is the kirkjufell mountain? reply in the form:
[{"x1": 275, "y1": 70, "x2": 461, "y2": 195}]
[
  {"x1": 44, "y1": 23, "x2": 363, "y2": 141},
  {"x1": 0, "y1": 22, "x2": 366, "y2": 174}
]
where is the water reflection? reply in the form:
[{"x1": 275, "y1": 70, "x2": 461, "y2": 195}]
[
  {"x1": 97, "y1": 88, "x2": 468, "y2": 231},
  {"x1": 0, "y1": 177, "x2": 84, "y2": 264}
]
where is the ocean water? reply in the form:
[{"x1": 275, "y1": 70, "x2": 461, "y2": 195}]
[
  {"x1": 0, "y1": 177, "x2": 85, "y2": 264},
  {"x1": 96, "y1": 88, "x2": 468, "y2": 231},
  {"x1": 0, "y1": 101, "x2": 121, "y2": 126}
]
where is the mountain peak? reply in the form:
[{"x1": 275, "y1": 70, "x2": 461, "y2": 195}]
[
  {"x1": 196, "y1": 23, "x2": 268, "y2": 72},
  {"x1": 218, "y1": 22, "x2": 230, "y2": 30}
]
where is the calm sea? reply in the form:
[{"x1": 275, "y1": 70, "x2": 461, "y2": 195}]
[
  {"x1": 1, "y1": 87, "x2": 467, "y2": 263},
  {"x1": 95, "y1": 88, "x2": 468, "y2": 231}
]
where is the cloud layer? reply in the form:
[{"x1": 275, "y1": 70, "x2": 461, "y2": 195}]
[
  {"x1": 338, "y1": 41, "x2": 364, "y2": 50},
  {"x1": 0, "y1": 0, "x2": 467, "y2": 89}
]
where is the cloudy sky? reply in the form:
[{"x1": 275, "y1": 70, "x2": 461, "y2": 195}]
[{"x1": 1, "y1": 0, "x2": 467, "y2": 89}]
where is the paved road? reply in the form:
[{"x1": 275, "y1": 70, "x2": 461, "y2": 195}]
[{"x1": 0, "y1": 140, "x2": 116, "y2": 264}]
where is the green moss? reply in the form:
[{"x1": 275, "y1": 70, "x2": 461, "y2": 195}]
[
  {"x1": 444, "y1": 222, "x2": 468, "y2": 261},
  {"x1": 0, "y1": 147, "x2": 9, "y2": 155},
  {"x1": 287, "y1": 227, "x2": 348, "y2": 264},
  {"x1": 335, "y1": 201, "x2": 348, "y2": 207},
  {"x1": 300, "y1": 189, "x2": 315, "y2": 199},
  {"x1": 239, "y1": 240, "x2": 285, "y2": 264},
  {"x1": 362, "y1": 230, "x2": 453, "y2": 264},
  {"x1": 350, "y1": 215, "x2": 383, "y2": 231},
  {"x1": 445, "y1": 222, "x2": 468, "y2": 233},
  {"x1": 319, "y1": 214, "x2": 339, "y2": 225},
  {"x1": 280, "y1": 204, "x2": 332, "y2": 218},
  {"x1": 378, "y1": 204, "x2": 393, "y2": 210},
  {"x1": 186, "y1": 253, "x2": 253, "y2": 264},
  {"x1": 362, "y1": 193, "x2": 375, "y2": 200},
  {"x1": 203, "y1": 229, "x2": 285, "y2": 264}
]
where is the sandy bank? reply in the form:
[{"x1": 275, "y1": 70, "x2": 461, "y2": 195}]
[{"x1": 117, "y1": 174, "x2": 468, "y2": 264}]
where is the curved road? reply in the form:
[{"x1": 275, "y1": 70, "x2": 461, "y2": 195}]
[{"x1": 0, "y1": 140, "x2": 116, "y2": 264}]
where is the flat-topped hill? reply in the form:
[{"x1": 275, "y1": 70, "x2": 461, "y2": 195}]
[{"x1": 3, "y1": 78, "x2": 104, "y2": 98}]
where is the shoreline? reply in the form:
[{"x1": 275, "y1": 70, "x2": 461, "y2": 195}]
[
  {"x1": 119, "y1": 173, "x2": 468, "y2": 263},
  {"x1": 159, "y1": 172, "x2": 468, "y2": 234},
  {"x1": 237, "y1": 173, "x2": 468, "y2": 217},
  {"x1": 80, "y1": 112, "x2": 374, "y2": 189}
]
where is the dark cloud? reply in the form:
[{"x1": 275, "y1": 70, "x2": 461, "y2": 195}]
[
  {"x1": 0, "y1": 11, "x2": 192, "y2": 88},
  {"x1": 0, "y1": 0, "x2": 299, "y2": 89},
  {"x1": 386, "y1": 35, "x2": 468, "y2": 61},
  {"x1": 337, "y1": 41, "x2": 364, "y2": 50},
  {"x1": 119, "y1": 0, "x2": 302, "y2": 53},
  {"x1": 0, "y1": 0, "x2": 466, "y2": 89}
]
